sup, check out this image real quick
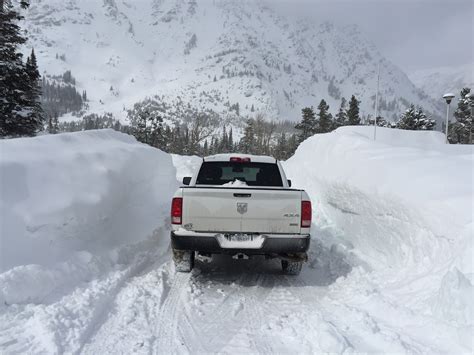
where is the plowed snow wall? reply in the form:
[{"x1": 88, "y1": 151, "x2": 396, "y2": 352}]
[{"x1": 0, "y1": 130, "x2": 177, "y2": 272}]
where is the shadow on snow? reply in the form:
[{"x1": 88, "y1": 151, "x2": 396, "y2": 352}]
[{"x1": 190, "y1": 238, "x2": 352, "y2": 288}]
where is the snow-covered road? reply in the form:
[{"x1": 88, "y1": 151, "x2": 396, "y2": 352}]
[
  {"x1": 1, "y1": 128, "x2": 472, "y2": 354},
  {"x1": 2, "y1": 224, "x2": 463, "y2": 354},
  {"x1": 70, "y1": 229, "x2": 353, "y2": 354}
]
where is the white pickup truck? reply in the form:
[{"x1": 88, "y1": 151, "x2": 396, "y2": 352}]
[{"x1": 170, "y1": 154, "x2": 311, "y2": 275}]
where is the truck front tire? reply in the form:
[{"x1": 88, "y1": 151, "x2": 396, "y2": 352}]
[
  {"x1": 173, "y1": 249, "x2": 194, "y2": 273},
  {"x1": 281, "y1": 259, "x2": 303, "y2": 275}
]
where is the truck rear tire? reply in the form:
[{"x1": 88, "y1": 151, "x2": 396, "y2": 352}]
[
  {"x1": 173, "y1": 249, "x2": 194, "y2": 273},
  {"x1": 281, "y1": 260, "x2": 302, "y2": 275}
]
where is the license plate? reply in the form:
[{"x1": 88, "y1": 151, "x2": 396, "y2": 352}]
[{"x1": 225, "y1": 234, "x2": 253, "y2": 242}]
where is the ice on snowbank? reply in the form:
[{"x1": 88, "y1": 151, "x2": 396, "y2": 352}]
[
  {"x1": 0, "y1": 130, "x2": 177, "y2": 303},
  {"x1": 284, "y1": 126, "x2": 473, "y2": 332}
]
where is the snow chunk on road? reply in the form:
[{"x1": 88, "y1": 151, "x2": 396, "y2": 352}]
[{"x1": 0, "y1": 130, "x2": 177, "y2": 304}]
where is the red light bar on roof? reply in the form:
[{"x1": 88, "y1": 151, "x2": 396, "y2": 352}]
[{"x1": 230, "y1": 157, "x2": 251, "y2": 163}]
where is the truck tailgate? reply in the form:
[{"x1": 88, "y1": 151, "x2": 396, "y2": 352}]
[{"x1": 182, "y1": 188, "x2": 302, "y2": 234}]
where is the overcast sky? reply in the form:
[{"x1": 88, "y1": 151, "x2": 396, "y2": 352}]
[{"x1": 271, "y1": 0, "x2": 473, "y2": 73}]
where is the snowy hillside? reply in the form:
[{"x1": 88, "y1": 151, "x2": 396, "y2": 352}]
[
  {"x1": 1, "y1": 128, "x2": 472, "y2": 353},
  {"x1": 410, "y1": 63, "x2": 474, "y2": 101},
  {"x1": 22, "y1": 0, "x2": 440, "y2": 122}
]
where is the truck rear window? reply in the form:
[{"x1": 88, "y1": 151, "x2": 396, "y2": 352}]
[{"x1": 196, "y1": 162, "x2": 283, "y2": 187}]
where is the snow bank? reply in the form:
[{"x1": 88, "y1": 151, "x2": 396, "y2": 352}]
[
  {"x1": 284, "y1": 126, "x2": 473, "y2": 336},
  {"x1": 0, "y1": 130, "x2": 177, "y2": 303},
  {"x1": 285, "y1": 126, "x2": 472, "y2": 270}
]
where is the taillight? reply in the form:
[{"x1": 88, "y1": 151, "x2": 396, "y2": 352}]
[
  {"x1": 171, "y1": 197, "x2": 183, "y2": 224},
  {"x1": 230, "y1": 157, "x2": 251, "y2": 163},
  {"x1": 301, "y1": 201, "x2": 312, "y2": 228}
]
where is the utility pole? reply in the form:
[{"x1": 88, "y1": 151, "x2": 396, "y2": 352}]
[
  {"x1": 374, "y1": 62, "x2": 380, "y2": 140},
  {"x1": 443, "y1": 93, "x2": 455, "y2": 144}
]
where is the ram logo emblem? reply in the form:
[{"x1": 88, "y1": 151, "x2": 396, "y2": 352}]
[{"x1": 237, "y1": 202, "x2": 248, "y2": 214}]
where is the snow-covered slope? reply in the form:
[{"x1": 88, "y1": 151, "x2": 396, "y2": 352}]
[
  {"x1": 22, "y1": 0, "x2": 440, "y2": 122},
  {"x1": 0, "y1": 130, "x2": 177, "y2": 303},
  {"x1": 410, "y1": 63, "x2": 473, "y2": 100}
]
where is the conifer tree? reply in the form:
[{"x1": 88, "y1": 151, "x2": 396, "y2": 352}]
[
  {"x1": 210, "y1": 136, "x2": 216, "y2": 155},
  {"x1": 295, "y1": 106, "x2": 317, "y2": 142},
  {"x1": 335, "y1": 97, "x2": 348, "y2": 128},
  {"x1": 287, "y1": 133, "x2": 299, "y2": 157},
  {"x1": 47, "y1": 112, "x2": 59, "y2": 134},
  {"x1": 397, "y1": 104, "x2": 435, "y2": 131},
  {"x1": 397, "y1": 105, "x2": 417, "y2": 130},
  {"x1": 149, "y1": 114, "x2": 165, "y2": 149},
  {"x1": 316, "y1": 99, "x2": 333, "y2": 133},
  {"x1": 220, "y1": 126, "x2": 228, "y2": 153},
  {"x1": 1, "y1": 0, "x2": 44, "y2": 137},
  {"x1": 25, "y1": 48, "x2": 45, "y2": 132},
  {"x1": 228, "y1": 127, "x2": 234, "y2": 152},
  {"x1": 183, "y1": 128, "x2": 190, "y2": 154},
  {"x1": 274, "y1": 132, "x2": 288, "y2": 160},
  {"x1": 240, "y1": 119, "x2": 255, "y2": 153},
  {"x1": 163, "y1": 125, "x2": 172, "y2": 151},
  {"x1": 131, "y1": 109, "x2": 149, "y2": 143},
  {"x1": 450, "y1": 88, "x2": 473, "y2": 144},
  {"x1": 52, "y1": 113, "x2": 59, "y2": 133},
  {"x1": 346, "y1": 95, "x2": 361, "y2": 125},
  {"x1": 413, "y1": 107, "x2": 436, "y2": 131},
  {"x1": 172, "y1": 126, "x2": 183, "y2": 154},
  {"x1": 47, "y1": 115, "x2": 53, "y2": 133},
  {"x1": 203, "y1": 139, "x2": 209, "y2": 155}
]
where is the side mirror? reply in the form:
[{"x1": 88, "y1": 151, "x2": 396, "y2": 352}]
[
  {"x1": 182, "y1": 177, "x2": 191, "y2": 185},
  {"x1": 287, "y1": 179, "x2": 292, "y2": 187}
]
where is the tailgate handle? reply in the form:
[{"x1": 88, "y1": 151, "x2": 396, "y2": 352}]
[{"x1": 234, "y1": 193, "x2": 251, "y2": 198}]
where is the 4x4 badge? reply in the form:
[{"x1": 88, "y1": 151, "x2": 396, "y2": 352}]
[{"x1": 237, "y1": 202, "x2": 248, "y2": 214}]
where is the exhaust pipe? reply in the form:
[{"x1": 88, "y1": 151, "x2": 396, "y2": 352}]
[{"x1": 232, "y1": 253, "x2": 249, "y2": 260}]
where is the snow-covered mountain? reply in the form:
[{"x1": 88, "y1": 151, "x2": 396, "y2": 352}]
[
  {"x1": 22, "y1": 0, "x2": 441, "y2": 122},
  {"x1": 410, "y1": 63, "x2": 473, "y2": 101}
]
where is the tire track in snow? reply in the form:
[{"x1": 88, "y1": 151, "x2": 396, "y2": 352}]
[
  {"x1": 0, "y1": 227, "x2": 172, "y2": 355},
  {"x1": 79, "y1": 262, "x2": 171, "y2": 354},
  {"x1": 237, "y1": 274, "x2": 276, "y2": 354},
  {"x1": 176, "y1": 271, "x2": 277, "y2": 353},
  {"x1": 72, "y1": 225, "x2": 174, "y2": 354},
  {"x1": 281, "y1": 265, "x2": 433, "y2": 353},
  {"x1": 75, "y1": 249, "x2": 164, "y2": 354},
  {"x1": 153, "y1": 271, "x2": 190, "y2": 354},
  {"x1": 0, "y1": 262, "x2": 151, "y2": 355},
  {"x1": 174, "y1": 271, "x2": 253, "y2": 353}
]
